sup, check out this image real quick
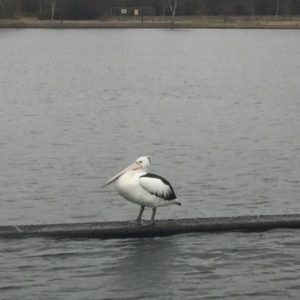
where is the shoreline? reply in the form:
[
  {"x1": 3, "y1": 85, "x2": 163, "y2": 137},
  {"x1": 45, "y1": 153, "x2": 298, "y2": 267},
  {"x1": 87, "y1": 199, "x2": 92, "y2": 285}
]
[{"x1": 1, "y1": 17, "x2": 300, "y2": 29}]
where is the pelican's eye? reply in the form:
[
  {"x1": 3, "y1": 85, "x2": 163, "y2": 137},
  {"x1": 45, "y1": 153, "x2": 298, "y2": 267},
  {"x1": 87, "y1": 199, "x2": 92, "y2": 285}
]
[{"x1": 139, "y1": 161, "x2": 142, "y2": 164}]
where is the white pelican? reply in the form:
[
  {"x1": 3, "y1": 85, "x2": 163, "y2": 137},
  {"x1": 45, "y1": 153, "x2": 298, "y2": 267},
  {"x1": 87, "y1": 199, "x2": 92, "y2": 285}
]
[{"x1": 102, "y1": 156, "x2": 181, "y2": 225}]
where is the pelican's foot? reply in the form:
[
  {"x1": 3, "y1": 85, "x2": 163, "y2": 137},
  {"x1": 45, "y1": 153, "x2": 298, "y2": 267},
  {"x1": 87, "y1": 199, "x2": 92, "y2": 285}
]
[
  {"x1": 129, "y1": 219, "x2": 142, "y2": 225},
  {"x1": 140, "y1": 220, "x2": 154, "y2": 227}
]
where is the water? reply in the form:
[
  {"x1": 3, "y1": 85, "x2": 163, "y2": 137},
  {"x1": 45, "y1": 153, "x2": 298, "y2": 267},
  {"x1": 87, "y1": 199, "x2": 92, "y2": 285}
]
[
  {"x1": 0, "y1": 28, "x2": 300, "y2": 298},
  {"x1": 1, "y1": 231, "x2": 300, "y2": 300}
]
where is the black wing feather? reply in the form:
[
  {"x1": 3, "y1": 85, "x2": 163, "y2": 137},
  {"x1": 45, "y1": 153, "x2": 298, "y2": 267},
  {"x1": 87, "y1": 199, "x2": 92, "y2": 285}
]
[{"x1": 139, "y1": 173, "x2": 177, "y2": 201}]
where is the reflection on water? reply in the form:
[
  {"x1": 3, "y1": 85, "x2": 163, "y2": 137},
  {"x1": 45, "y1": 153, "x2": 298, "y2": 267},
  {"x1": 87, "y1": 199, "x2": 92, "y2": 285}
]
[
  {"x1": 108, "y1": 238, "x2": 177, "y2": 298},
  {"x1": 1, "y1": 230, "x2": 300, "y2": 299}
]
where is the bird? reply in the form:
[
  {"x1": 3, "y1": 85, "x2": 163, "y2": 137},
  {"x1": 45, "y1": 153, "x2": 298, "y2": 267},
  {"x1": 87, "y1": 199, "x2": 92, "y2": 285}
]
[{"x1": 102, "y1": 156, "x2": 181, "y2": 225}]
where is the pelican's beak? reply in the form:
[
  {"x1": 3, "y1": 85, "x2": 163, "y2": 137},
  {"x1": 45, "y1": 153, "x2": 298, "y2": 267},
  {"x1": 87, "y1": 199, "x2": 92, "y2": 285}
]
[{"x1": 102, "y1": 162, "x2": 141, "y2": 187}]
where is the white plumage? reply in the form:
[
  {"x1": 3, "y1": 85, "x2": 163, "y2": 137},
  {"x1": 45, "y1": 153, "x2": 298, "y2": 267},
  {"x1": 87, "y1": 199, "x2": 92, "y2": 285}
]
[{"x1": 103, "y1": 156, "x2": 181, "y2": 225}]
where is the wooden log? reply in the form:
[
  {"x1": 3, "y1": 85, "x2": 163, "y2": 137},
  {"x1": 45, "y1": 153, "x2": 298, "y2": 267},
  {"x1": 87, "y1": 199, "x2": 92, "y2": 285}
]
[{"x1": 1, "y1": 214, "x2": 300, "y2": 239}]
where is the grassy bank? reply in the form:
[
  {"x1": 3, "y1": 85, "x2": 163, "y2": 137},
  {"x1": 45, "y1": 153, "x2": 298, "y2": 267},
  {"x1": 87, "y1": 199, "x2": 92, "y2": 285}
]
[{"x1": 1, "y1": 16, "x2": 300, "y2": 29}]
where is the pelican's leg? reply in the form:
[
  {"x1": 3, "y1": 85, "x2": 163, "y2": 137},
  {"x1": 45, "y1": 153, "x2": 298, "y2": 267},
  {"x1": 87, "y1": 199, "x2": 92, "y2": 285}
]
[
  {"x1": 129, "y1": 206, "x2": 144, "y2": 224},
  {"x1": 141, "y1": 207, "x2": 156, "y2": 226},
  {"x1": 136, "y1": 205, "x2": 145, "y2": 222},
  {"x1": 151, "y1": 207, "x2": 157, "y2": 223}
]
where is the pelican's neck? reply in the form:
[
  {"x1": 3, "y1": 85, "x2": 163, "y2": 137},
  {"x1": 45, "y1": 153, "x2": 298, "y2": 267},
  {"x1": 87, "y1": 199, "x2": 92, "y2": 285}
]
[{"x1": 117, "y1": 169, "x2": 145, "y2": 182}]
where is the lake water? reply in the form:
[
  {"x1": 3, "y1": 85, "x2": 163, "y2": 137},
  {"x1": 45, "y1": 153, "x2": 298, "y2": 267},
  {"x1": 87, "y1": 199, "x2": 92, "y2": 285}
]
[{"x1": 0, "y1": 28, "x2": 300, "y2": 299}]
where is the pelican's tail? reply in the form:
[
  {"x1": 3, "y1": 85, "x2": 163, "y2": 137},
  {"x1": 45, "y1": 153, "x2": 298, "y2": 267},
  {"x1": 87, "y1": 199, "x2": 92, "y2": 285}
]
[{"x1": 173, "y1": 200, "x2": 181, "y2": 206}]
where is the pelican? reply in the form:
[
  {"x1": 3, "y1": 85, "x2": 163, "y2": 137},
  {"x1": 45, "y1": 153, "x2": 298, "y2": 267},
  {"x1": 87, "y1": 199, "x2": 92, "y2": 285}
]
[{"x1": 102, "y1": 156, "x2": 181, "y2": 225}]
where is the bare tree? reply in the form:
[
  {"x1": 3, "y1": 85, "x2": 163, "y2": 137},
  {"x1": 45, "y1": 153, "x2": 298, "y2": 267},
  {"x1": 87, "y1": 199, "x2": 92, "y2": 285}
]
[
  {"x1": 168, "y1": 0, "x2": 191, "y2": 25},
  {"x1": 250, "y1": 0, "x2": 255, "y2": 21},
  {"x1": 169, "y1": 0, "x2": 177, "y2": 24},
  {"x1": 50, "y1": 0, "x2": 55, "y2": 21},
  {"x1": 242, "y1": 0, "x2": 255, "y2": 21}
]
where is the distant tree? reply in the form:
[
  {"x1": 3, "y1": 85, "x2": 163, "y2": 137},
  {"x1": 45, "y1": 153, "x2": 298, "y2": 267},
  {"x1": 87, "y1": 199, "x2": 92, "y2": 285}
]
[
  {"x1": 223, "y1": 0, "x2": 235, "y2": 23},
  {"x1": 250, "y1": 0, "x2": 255, "y2": 20},
  {"x1": 162, "y1": 0, "x2": 166, "y2": 16},
  {"x1": 168, "y1": 0, "x2": 192, "y2": 24},
  {"x1": 50, "y1": 0, "x2": 55, "y2": 20},
  {"x1": 240, "y1": 0, "x2": 256, "y2": 20},
  {"x1": 0, "y1": 0, "x2": 15, "y2": 18},
  {"x1": 169, "y1": 0, "x2": 177, "y2": 23},
  {"x1": 281, "y1": 0, "x2": 292, "y2": 19},
  {"x1": 196, "y1": 0, "x2": 208, "y2": 17},
  {"x1": 15, "y1": 0, "x2": 20, "y2": 14},
  {"x1": 2, "y1": 0, "x2": 300, "y2": 20},
  {"x1": 38, "y1": 0, "x2": 42, "y2": 14}
]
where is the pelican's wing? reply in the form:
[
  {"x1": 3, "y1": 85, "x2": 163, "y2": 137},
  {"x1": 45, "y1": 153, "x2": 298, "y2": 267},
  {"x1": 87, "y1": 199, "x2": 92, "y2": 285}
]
[{"x1": 139, "y1": 173, "x2": 177, "y2": 201}]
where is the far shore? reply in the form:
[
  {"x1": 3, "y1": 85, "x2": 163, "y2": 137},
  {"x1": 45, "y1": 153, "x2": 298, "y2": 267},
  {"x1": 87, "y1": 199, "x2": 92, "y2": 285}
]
[{"x1": 1, "y1": 16, "x2": 300, "y2": 29}]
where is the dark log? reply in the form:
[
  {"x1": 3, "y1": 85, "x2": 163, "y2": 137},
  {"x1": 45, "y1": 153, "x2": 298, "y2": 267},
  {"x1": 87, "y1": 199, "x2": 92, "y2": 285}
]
[{"x1": 1, "y1": 214, "x2": 300, "y2": 239}]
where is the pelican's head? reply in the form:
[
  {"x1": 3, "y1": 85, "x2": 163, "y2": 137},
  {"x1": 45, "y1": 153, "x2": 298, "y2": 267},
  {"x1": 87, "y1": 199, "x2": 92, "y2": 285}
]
[
  {"x1": 102, "y1": 156, "x2": 151, "y2": 187},
  {"x1": 135, "y1": 156, "x2": 151, "y2": 171}
]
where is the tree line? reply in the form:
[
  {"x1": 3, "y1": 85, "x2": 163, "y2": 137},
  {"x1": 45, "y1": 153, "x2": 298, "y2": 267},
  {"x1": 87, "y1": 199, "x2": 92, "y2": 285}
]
[{"x1": 1, "y1": 0, "x2": 300, "y2": 20}]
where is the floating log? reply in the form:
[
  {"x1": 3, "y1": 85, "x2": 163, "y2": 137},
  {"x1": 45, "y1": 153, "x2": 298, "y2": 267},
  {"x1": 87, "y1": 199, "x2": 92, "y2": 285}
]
[{"x1": 1, "y1": 214, "x2": 300, "y2": 239}]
